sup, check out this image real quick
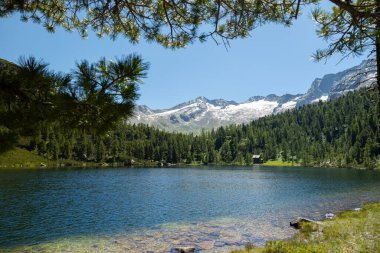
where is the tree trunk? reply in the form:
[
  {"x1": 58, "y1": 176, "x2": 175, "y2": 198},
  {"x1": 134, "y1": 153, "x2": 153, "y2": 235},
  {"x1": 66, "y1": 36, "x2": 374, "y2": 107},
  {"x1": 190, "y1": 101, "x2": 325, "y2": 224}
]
[
  {"x1": 376, "y1": 0, "x2": 380, "y2": 144},
  {"x1": 377, "y1": 40, "x2": 380, "y2": 126},
  {"x1": 375, "y1": 0, "x2": 380, "y2": 115}
]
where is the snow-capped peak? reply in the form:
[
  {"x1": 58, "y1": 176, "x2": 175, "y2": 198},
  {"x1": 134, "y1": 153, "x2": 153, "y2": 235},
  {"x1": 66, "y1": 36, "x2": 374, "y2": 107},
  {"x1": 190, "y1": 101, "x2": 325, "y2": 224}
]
[{"x1": 130, "y1": 60, "x2": 376, "y2": 133}]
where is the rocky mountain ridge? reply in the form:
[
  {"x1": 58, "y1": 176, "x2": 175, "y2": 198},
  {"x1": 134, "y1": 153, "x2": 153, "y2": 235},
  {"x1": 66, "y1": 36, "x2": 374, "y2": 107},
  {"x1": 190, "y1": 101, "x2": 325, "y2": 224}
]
[{"x1": 129, "y1": 59, "x2": 376, "y2": 133}]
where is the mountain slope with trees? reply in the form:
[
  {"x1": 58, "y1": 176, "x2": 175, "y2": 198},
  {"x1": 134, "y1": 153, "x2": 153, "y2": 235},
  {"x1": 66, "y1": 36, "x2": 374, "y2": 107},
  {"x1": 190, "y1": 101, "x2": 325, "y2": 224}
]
[
  {"x1": 2, "y1": 1, "x2": 380, "y2": 163},
  {"x1": 130, "y1": 59, "x2": 376, "y2": 133},
  {"x1": 7, "y1": 88, "x2": 378, "y2": 169}
]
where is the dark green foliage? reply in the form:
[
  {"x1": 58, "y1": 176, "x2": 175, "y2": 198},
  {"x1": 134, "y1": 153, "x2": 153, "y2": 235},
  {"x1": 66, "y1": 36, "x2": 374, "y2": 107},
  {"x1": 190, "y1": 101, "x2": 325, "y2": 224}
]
[
  {"x1": 0, "y1": 1, "x2": 306, "y2": 48},
  {"x1": 56, "y1": 55, "x2": 148, "y2": 133},
  {"x1": 20, "y1": 89, "x2": 379, "y2": 168},
  {"x1": 0, "y1": 127, "x2": 18, "y2": 153},
  {"x1": 0, "y1": 56, "x2": 148, "y2": 152},
  {"x1": 0, "y1": 57, "x2": 60, "y2": 134}
]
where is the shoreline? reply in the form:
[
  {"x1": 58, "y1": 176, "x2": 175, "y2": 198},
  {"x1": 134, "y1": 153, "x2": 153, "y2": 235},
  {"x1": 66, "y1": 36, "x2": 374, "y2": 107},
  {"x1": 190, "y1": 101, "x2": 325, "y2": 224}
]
[
  {"x1": 231, "y1": 201, "x2": 380, "y2": 253},
  {"x1": 1, "y1": 148, "x2": 379, "y2": 170},
  {"x1": 3, "y1": 201, "x2": 379, "y2": 253},
  {"x1": 1, "y1": 162, "x2": 378, "y2": 171}
]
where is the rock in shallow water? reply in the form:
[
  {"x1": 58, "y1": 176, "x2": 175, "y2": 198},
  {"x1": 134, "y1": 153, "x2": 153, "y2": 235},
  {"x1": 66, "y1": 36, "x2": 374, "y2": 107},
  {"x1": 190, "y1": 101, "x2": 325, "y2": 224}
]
[
  {"x1": 290, "y1": 217, "x2": 323, "y2": 229},
  {"x1": 174, "y1": 246, "x2": 196, "y2": 252}
]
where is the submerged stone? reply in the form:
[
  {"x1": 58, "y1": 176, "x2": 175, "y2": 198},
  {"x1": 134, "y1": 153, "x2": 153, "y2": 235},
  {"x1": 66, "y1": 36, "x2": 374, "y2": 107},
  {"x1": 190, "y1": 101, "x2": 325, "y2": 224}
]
[
  {"x1": 174, "y1": 246, "x2": 196, "y2": 253},
  {"x1": 197, "y1": 241, "x2": 214, "y2": 250}
]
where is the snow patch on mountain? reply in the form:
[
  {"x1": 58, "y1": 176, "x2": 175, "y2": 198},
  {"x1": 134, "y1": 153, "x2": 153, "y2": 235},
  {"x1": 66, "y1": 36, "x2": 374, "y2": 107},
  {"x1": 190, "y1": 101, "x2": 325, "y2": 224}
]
[
  {"x1": 129, "y1": 59, "x2": 376, "y2": 133},
  {"x1": 311, "y1": 95, "x2": 329, "y2": 103}
]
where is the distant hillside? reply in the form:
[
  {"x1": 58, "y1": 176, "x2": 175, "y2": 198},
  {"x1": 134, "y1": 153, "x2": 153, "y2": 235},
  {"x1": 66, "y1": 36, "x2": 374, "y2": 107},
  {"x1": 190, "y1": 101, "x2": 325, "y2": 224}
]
[
  {"x1": 0, "y1": 58, "x2": 19, "y2": 83},
  {"x1": 130, "y1": 60, "x2": 376, "y2": 133}
]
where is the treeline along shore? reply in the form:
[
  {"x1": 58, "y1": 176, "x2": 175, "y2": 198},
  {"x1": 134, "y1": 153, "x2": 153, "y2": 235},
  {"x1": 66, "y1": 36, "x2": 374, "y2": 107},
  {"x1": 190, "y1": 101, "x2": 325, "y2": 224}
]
[{"x1": 1, "y1": 88, "x2": 378, "y2": 169}]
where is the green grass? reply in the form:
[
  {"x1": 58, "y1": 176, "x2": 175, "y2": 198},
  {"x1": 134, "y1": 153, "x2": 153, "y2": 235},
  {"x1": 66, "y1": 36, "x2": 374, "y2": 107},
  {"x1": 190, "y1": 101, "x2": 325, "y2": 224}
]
[
  {"x1": 0, "y1": 148, "x2": 51, "y2": 168},
  {"x1": 231, "y1": 202, "x2": 380, "y2": 253},
  {"x1": 0, "y1": 148, "x2": 97, "y2": 168},
  {"x1": 262, "y1": 159, "x2": 299, "y2": 167},
  {"x1": 0, "y1": 148, "x2": 168, "y2": 169}
]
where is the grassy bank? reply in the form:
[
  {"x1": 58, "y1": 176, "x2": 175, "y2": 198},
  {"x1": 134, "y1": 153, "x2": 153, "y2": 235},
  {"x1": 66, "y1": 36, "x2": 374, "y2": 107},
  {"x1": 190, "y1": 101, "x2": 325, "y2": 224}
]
[
  {"x1": 0, "y1": 148, "x2": 103, "y2": 169},
  {"x1": 232, "y1": 202, "x2": 380, "y2": 253},
  {"x1": 0, "y1": 148, "x2": 51, "y2": 168},
  {"x1": 261, "y1": 159, "x2": 298, "y2": 167},
  {"x1": 0, "y1": 148, "x2": 161, "y2": 169}
]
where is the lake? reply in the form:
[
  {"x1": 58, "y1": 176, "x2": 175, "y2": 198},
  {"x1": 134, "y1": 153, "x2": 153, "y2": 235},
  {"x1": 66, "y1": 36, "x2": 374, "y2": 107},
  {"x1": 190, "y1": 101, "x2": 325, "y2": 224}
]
[{"x1": 1, "y1": 166, "x2": 380, "y2": 252}]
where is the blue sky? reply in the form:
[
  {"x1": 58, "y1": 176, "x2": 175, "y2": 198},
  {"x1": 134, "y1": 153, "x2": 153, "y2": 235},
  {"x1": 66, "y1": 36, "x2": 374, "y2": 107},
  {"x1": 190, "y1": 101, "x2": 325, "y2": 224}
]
[{"x1": 0, "y1": 7, "x2": 369, "y2": 108}]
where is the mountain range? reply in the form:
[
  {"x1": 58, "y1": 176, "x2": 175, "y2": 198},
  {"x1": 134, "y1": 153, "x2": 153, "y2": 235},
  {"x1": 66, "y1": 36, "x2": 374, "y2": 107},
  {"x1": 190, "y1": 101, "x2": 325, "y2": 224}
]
[{"x1": 129, "y1": 59, "x2": 376, "y2": 133}]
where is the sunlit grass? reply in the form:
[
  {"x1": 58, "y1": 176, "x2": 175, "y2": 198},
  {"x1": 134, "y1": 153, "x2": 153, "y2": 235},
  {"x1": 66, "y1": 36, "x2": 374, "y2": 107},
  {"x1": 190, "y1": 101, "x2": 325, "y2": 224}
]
[
  {"x1": 0, "y1": 148, "x2": 95, "y2": 169},
  {"x1": 0, "y1": 148, "x2": 50, "y2": 168},
  {"x1": 262, "y1": 159, "x2": 298, "y2": 167},
  {"x1": 231, "y1": 202, "x2": 380, "y2": 253}
]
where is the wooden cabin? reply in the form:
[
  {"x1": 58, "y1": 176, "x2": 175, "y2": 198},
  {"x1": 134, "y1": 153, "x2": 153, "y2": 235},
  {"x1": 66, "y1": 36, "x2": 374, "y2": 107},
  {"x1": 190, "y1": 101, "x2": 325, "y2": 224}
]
[{"x1": 252, "y1": 154, "x2": 263, "y2": 164}]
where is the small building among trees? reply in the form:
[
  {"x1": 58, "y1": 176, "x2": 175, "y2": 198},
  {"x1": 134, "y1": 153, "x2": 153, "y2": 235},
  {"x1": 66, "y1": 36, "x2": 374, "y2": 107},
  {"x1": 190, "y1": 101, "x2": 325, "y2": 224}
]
[{"x1": 252, "y1": 155, "x2": 263, "y2": 164}]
